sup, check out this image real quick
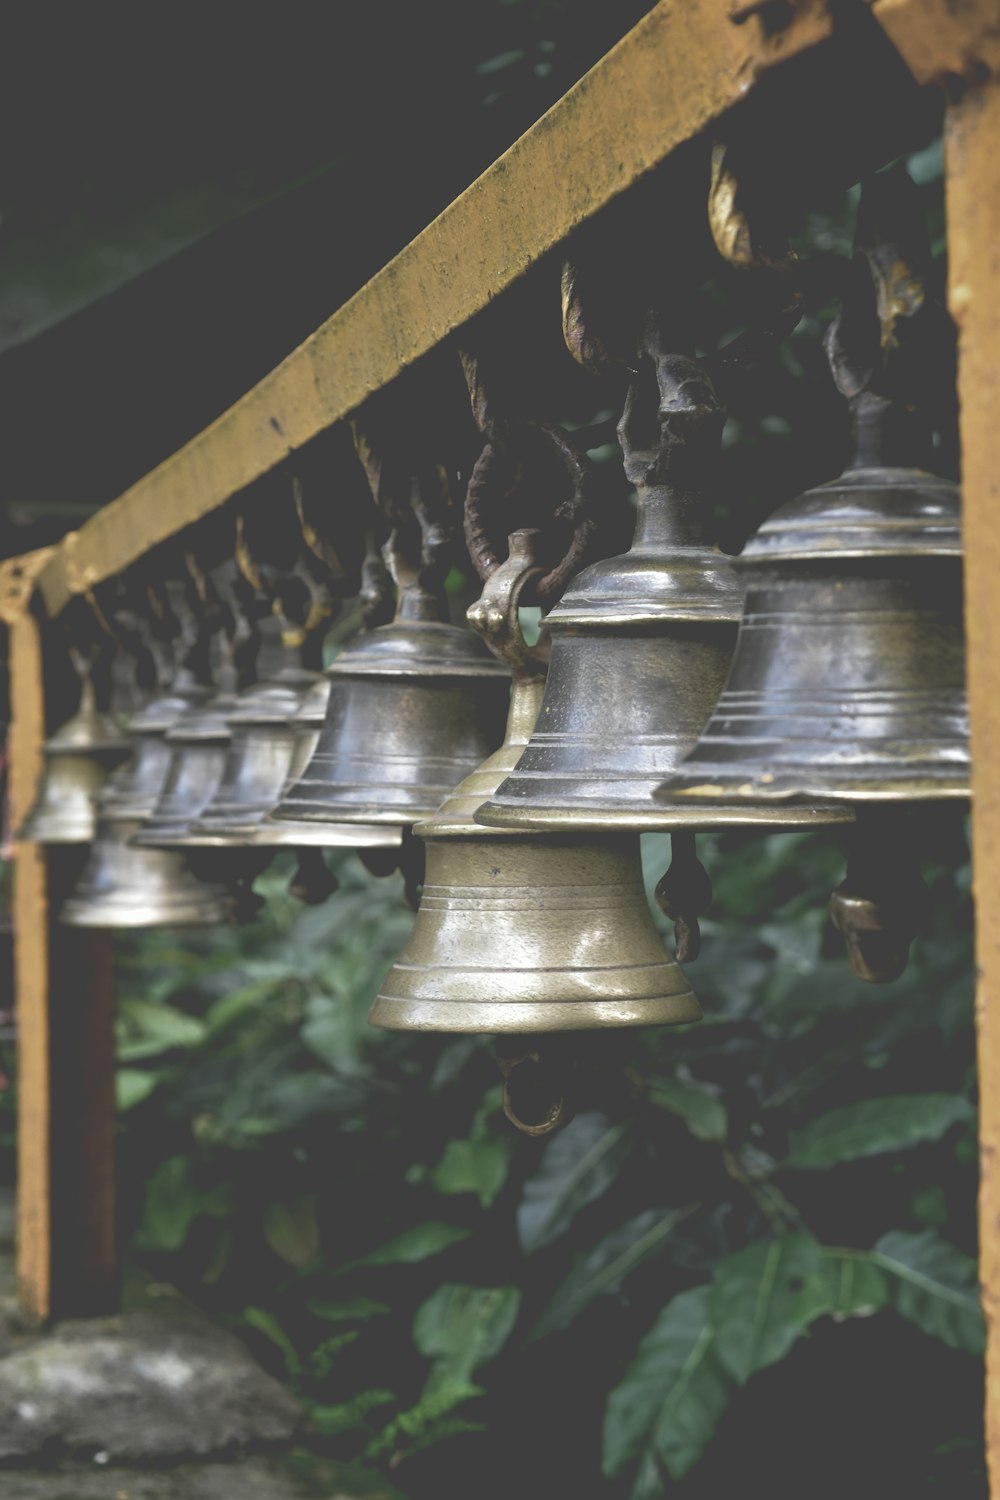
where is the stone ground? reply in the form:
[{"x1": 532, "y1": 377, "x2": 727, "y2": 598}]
[{"x1": 0, "y1": 1193, "x2": 401, "y2": 1500}]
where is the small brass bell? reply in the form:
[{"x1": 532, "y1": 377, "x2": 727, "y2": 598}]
[
  {"x1": 660, "y1": 168, "x2": 966, "y2": 979},
  {"x1": 186, "y1": 667, "x2": 316, "y2": 843},
  {"x1": 258, "y1": 674, "x2": 401, "y2": 850},
  {"x1": 18, "y1": 655, "x2": 128, "y2": 844},
  {"x1": 270, "y1": 583, "x2": 509, "y2": 836},
  {"x1": 62, "y1": 686, "x2": 234, "y2": 928},
  {"x1": 371, "y1": 533, "x2": 698, "y2": 1035},
  {"x1": 130, "y1": 690, "x2": 235, "y2": 847}
]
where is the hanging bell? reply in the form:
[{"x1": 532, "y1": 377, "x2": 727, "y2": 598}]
[
  {"x1": 270, "y1": 593, "x2": 509, "y2": 834},
  {"x1": 18, "y1": 658, "x2": 128, "y2": 844},
  {"x1": 185, "y1": 667, "x2": 316, "y2": 843},
  {"x1": 130, "y1": 690, "x2": 236, "y2": 847},
  {"x1": 258, "y1": 674, "x2": 401, "y2": 850},
  {"x1": 659, "y1": 168, "x2": 967, "y2": 980},
  {"x1": 371, "y1": 533, "x2": 698, "y2": 1035},
  {"x1": 61, "y1": 687, "x2": 234, "y2": 928}
]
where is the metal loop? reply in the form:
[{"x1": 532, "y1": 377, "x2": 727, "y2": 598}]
[{"x1": 464, "y1": 422, "x2": 599, "y2": 605}]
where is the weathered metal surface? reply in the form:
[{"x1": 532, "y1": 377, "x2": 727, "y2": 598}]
[
  {"x1": 946, "y1": 71, "x2": 1000, "y2": 1492},
  {"x1": 872, "y1": 0, "x2": 1000, "y2": 85},
  {"x1": 31, "y1": 0, "x2": 834, "y2": 619}
]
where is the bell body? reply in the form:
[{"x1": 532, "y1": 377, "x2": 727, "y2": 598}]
[
  {"x1": 103, "y1": 688, "x2": 208, "y2": 822},
  {"x1": 477, "y1": 511, "x2": 846, "y2": 833},
  {"x1": 272, "y1": 619, "x2": 509, "y2": 830},
  {"x1": 187, "y1": 671, "x2": 313, "y2": 843},
  {"x1": 19, "y1": 692, "x2": 128, "y2": 844},
  {"x1": 661, "y1": 466, "x2": 967, "y2": 805},
  {"x1": 258, "y1": 675, "x2": 401, "y2": 849},
  {"x1": 61, "y1": 814, "x2": 234, "y2": 927},
  {"x1": 371, "y1": 678, "x2": 699, "y2": 1034},
  {"x1": 131, "y1": 694, "x2": 235, "y2": 847}
]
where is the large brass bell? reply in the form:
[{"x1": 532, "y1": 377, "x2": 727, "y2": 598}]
[
  {"x1": 61, "y1": 685, "x2": 234, "y2": 928},
  {"x1": 270, "y1": 580, "x2": 509, "y2": 836},
  {"x1": 371, "y1": 533, "x2": 698, "y2": 1037},
  {"x1": 19, "y1": 653, "x2": 128, "y2": 844},
  {"x1": 659, "y1": 168, "x2": 967, "y2": 979}
]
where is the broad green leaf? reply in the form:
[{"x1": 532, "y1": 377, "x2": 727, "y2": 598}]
[
  {"x1": 648, "y1": 1078, "x2": 727, "y2": 1142},
  {"x1": 603, "y1": 1286, "x2": 730, "y2": 1484},
  {"x1": 518, "y1": 1113, "x2": 632, "y2": 1254},
  {"x1": 366, "y1": 1380, "x2": 484, "y2": 1460},
  {"x1": 203, "y1": 977, "x2": 287, "y2": 1035},
  {"x1": 358, "y1": 1221, "x2": 470, "y2": 1267},
  {"x1": 786, "y1": 1094, "x2": 973, "y2": 1169},
  {"x1": 532, "y1": 1208, "x2": 693, "y2": 1341},
  {"x1": 873, "y1": 1230, "x2": 985, "y2": 1353},
  {"x1": 307, "y1": 1296, "x2": 390, "y2": 1323},
  {"x1": 263, "y1": 1195, "x2": 321, "y2": 1270},
  {"x1": 412, "y1": 1284, "x2": 521, "y2": 1390},
  {"x1": 431, "y1": 1135, "x2": 512, "y2": 1209},
  {"x1": 709, "y1": 1234, "x2": 827, "y2": 1385},
  {"x1": 138, "y1": 1156, "x2": 230, "y2": 1253},
  {"x1": 116, "y1": 1068, "x2": 159, "y2": 1111}
]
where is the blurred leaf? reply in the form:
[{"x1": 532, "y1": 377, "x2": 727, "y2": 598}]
[
  {"x1": 242, "y1": 1305, "x2": 300, "y2": 1378},
  {"x1": 308, "y1": 1390, "x2": 396, "y2": 1437},
  {"x1": 116, "y1": 1068, "x2": 159, "y2": 1111},
  {"x1": 307, "y1": 1296, "x2": 391, "y2": 1323},
  {"x1": 308, "y1": 1330, "x2": 359, "y2": 1378},
  {"x1": 648, "y1": 1078, "x2": 727, "y2": 1142},
  {"x1": 817, "y1": 1250, "x2": 889, "y2": 1321},
  {"x1": 413, "y1": 1284, "x2": 521, "y2": 1389},
  {"x1": 603, "y1": 1286, "x2": 730, "y2": 1485},
  {"x1": 873, "y1": 1231, "x2": 985, "y2": 1354},
  {"x1": 709, "y1": 1234, "x2": 828, "y2": 1385},
  {"x1": 139, "y1": 1156, "x2": 231, "y2": 1253},
  {"x1": 786, "y1": 1094, "x2": 973, "y2": 1170},
  {"x1": 357, "y1": 1221, "x2": 470, "y2": 1267},
  {"x1": 532, "y1": 1208, "x2": 693, "y2": 1340},
  {"x1": 518, "y1": 1113, "x2": 633, "y2": 1253},
  {"x1": 431, "y1": 1136, "x2": 512, "y2": 1209},
  {"x1": 117, "y1": 998, "x2": 206, "y2": 1060},
  {"x1": 264, "y1": 1194, "x2": 321, "y2": 1270}
]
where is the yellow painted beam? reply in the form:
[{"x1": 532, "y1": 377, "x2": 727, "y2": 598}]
[
  {"x1": 947, "y1": 74, "x2": 1000, "y2": 1492},
  {"x1": 35, "y1": 0, "x2": 833, "y2": 617}
]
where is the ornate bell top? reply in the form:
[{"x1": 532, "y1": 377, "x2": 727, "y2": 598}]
[
  {"x1": 128, "y1": 685, "x2": 210, "y2": 736},
  {"x1": 326, "y1": 619, "x2": 508, "y2": 681},
  {"x1": 45, "y1": 676, "x2": 128, "y2": 759},
  {"x1": 164, "y1": 694, "x2": 237, "y2": 745},
  {"x1": 545, "y1": 352, "x2": 742, "y2": 630},
  {"x1": 225, "y1": 670, "x2": 316, "y2": 727}
]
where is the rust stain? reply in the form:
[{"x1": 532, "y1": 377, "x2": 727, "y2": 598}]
[{"x1": 946, "y1": 74, "x2": 1000, "y2": 1490}]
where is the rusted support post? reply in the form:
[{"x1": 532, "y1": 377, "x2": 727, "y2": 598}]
[
  {"x1": 2, "y1": 558, "x2": 118, "y2": 1321},
  {"x1": 947, "y1": 73, "x2": 1000, "y2": 1492}
]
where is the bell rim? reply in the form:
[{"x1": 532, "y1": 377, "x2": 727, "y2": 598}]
[
  {"x1": 660, "y1": 772, "x2": 970, "y2": 803},
  {"x1": 368, "y1": 990, "x2": 702, "y2": 1033},
  {"x1": 251, "y1": 819, "x2": 403, "y2": 848},
  {"x1": 472, "y1": 797, "x2": 855, "y2": 831},
  {"x1": 59, "y1": 897, "x2": 234, "y2": 928},
  {"x1": 326, "y1": 619, "x2": 510, "y2": 680}
]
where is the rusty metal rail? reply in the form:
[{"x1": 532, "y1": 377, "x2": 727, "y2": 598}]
[{"x1": 3, "y1": 0, "x2": 1000, "y2": 1483}]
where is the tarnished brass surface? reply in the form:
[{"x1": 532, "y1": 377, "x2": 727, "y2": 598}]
[
  {"x1": 130, "y1": 692, "x2": 235, "y2": 847},
  {"x1": 257, "y1": 673, "x2": 401, "y2": 849},
  {"x1": 186, "y1": 669, "x2": 313, "y2": 843},
  {"x1": 371, "y1": 679, "x2": 698, "y2": 1033},
  {"x1": 102, "y1": 686, "x2": 208, "y2": 822},
  {"x1": 477, "y1": 349, "x2": 848, "y2": 834},
  {"x1": 60, "y1": 814, "x2": 234, "y2": 928},
  {"x1": 660, "y1": 466, "x2": 967, "y2": 804},
  {"x1": 18, "y1": 676, "x2": 128, "y2": 844},
  {"x1": 272, "y1": 618, "x2": 509, "y2": 830}
]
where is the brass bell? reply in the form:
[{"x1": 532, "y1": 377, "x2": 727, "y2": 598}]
[
  {"x1": 62, "y1": 687, "x2": 234, "y2": 928},
  {"x1": 270, "y1": 592, "x2": 509, "y2": 835},
  {"x1": 257, "y1": 674, "x2": 401, "y2": 850},
  {"x1": 185, "y1": 667, "x2": 316, "y2": 843},
  {"x1": 477, "y1": 348, "x2": 847, "y2": 836},
  {"x1": 18, "y1": 655, "x2": 128, "y2": 844},
  {"x1": 130, "y1": 690, "x2": 236, "y2": 847},
  {"x1": 371, "y1": 533, "x2": 698, "y2": 1036},
  {"x1": 660, "y1": 168, "x2": 966, "y2": 979}
]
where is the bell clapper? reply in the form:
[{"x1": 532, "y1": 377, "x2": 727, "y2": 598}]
[
  {"x1": 289, "y1": 848, "x2": 339, "y2": 906},
  {"x1": 495, "y1": 1036, "x2": 574, "y2": 1138},
  {"x1": 654, "y1": 831, "x2": 714, "y2": 962},
  {"x1": 830, "y1": 808, "x2": 930, "y2": 983},
  {"x1": 398, "y1": 828, "x2": 427, "y2": 912}
]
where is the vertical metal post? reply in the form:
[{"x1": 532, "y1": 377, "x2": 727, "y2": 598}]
[
  {"x1": 4, "y1": 559, "x2": 119, "y2": 1322},
  {"x1": 947, "y1": 75, "x2": 1000, "y2": 1491}
]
